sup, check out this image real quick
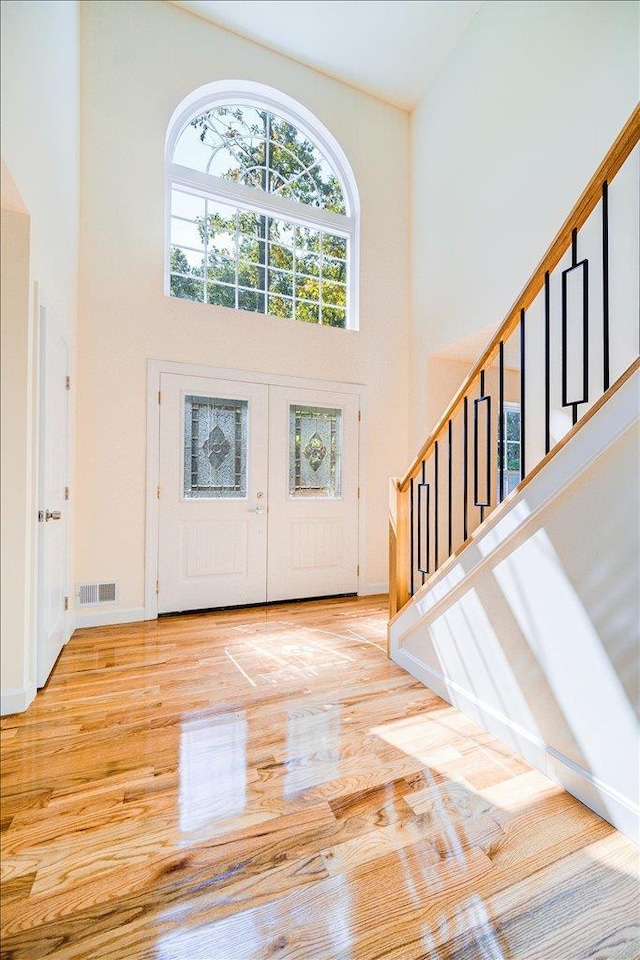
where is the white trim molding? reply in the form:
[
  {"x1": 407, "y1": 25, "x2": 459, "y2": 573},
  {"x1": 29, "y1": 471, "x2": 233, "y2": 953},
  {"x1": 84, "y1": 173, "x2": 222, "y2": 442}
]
[
  {"x1": 73, "y1": 607, "x2": 147, "y2": 630},
  {"x1": 1, "y1": 683, "x2": 36, "y2": 718}
]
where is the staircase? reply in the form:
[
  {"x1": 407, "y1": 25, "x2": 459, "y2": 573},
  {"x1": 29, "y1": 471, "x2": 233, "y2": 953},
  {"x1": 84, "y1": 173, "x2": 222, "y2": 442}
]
[{"x1": 388, "y1": 106, "x2": 639, "y2": 842}]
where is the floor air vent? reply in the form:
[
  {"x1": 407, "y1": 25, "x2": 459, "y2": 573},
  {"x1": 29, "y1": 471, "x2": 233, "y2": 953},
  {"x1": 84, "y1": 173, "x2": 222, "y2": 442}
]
[{"x1": 76, "y1": 582, "x2": 119, "y2": 606}]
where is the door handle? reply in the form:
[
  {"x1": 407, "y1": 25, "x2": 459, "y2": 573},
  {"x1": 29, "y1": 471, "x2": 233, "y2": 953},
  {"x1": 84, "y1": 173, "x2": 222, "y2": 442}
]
[
  {"x1": 249, "y1": 505, "x2": 266, "y2": 515},
  {"x1": 45, "y1": 510, "x2": 62, "y2": 521}
]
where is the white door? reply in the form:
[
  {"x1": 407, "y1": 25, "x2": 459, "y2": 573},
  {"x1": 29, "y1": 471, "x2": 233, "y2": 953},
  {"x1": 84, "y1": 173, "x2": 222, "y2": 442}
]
[
  {"x1": 158, "y1": 374, "x2": 269, "y2": 613},
  {"x1": 157, "y1": 374, "x2": 360, "y2": 613},
  {"x1": 37, "y1": 305, "x2": 70, "y2": 687},
  {"x1": 267, "y1": 385, "x2": 359, "y2": 602}
]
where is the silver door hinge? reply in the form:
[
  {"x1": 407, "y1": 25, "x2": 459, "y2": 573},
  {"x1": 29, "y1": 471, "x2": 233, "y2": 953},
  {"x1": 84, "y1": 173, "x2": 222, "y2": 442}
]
[
  {"x1": 64, "y1": 596, "x2": 69, "y2": 611},
  {"x1": 357, "y1": 487, "x2": 360, "y2": 499},
  {"x1": 157, "y1": 485, "x2": 161, "y2": 499},
  {"x1": 64, "y1": 486, "x2": 69, "y2": 501},
  {"x1": 156, "y1": 580, "x2": 160, "y2": 595},
  {"x1": 158, "y1": 390, "x2": 161, "y2": 404},
  {"x1": 358, "y1": 410, "x2": 361, "y2": 422},
  {"x1": 65, "y1": 376, "x2": 71, "y2": 390},
  {"x1": 356, "y1": 565, "x2": 360, "y2": 576}
]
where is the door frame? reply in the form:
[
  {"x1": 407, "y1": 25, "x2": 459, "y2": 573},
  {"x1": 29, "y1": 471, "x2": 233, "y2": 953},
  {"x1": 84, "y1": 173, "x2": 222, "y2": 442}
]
[{"x1": 145, "y1": 359, "x2": 366, "y2": 620}]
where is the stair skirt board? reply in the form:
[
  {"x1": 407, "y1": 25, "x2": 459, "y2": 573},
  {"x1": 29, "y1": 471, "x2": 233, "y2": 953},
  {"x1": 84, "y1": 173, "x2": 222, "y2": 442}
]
[{"x1": 394, "y1": 647, "x2": 639, "y2": 844}]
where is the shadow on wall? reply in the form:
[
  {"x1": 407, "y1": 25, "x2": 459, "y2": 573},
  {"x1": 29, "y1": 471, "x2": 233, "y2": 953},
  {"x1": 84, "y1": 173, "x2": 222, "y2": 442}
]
[
  {"x1": 403, "y1": 500, "x2": 639, "y2": 838},
  {"x1": 398, "y1": 417, "x2": 640, "y2": 839}
]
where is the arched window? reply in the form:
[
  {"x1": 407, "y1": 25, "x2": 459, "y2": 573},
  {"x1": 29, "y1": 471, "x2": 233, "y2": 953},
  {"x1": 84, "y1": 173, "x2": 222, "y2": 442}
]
[{"x1": 165, "y1": 81, "x2": 359, "y2": 329}]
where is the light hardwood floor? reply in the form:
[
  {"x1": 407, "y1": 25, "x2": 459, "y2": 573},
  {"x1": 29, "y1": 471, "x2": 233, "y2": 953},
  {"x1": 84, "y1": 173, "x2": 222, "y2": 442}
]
[{"x1": 1, "y1": 596, "x2": 638, "y2": 959}]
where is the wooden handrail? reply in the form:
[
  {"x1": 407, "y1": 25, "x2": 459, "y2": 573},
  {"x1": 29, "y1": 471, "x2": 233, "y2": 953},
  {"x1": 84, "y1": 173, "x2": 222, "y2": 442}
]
[{"x1": 400, "y1": 103, "x2": 640, "y2": 492}]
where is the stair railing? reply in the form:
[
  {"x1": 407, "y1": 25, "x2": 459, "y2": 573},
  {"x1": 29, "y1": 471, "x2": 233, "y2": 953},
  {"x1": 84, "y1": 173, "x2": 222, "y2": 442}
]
[{"x1": 390, "y1": 105, "x2": 640, "y2": 618}]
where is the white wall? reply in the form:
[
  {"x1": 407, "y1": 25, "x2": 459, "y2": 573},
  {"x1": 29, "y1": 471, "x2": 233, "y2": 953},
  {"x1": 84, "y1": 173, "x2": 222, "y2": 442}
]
[
  {"x1": 410, "y1": 0, "x2": 639, "y2": 448},
  {"x1": 0, "y1": 0, "x2": 80, "y2": 714},
  {"x1": 391, "y1": 370, "x2": 640, "y2": 841},
  {"x1": 1, "y1": 0, "x2": 80, "y2": 324},
  {"x1": 0, "y1": 204, "x2": 31, "y2": 702},
  {"x1": 77, "y1": 0, "x2": 411, "y2": 618}
]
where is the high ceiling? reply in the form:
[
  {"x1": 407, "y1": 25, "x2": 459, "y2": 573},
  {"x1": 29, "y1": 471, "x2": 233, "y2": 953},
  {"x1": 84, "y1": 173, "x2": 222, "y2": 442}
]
[{"x1": 170, "y1": 1, "x2": 484, "y2": 110}]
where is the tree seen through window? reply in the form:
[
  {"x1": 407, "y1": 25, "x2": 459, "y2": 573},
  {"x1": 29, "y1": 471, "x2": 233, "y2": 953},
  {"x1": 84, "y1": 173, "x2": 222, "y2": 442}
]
[{"x1": 169, "y1": 103, "x2": 352, "y2": 327}]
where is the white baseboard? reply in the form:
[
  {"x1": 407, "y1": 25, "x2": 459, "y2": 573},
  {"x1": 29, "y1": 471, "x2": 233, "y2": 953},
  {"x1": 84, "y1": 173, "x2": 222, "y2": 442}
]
[
  {"x1": 395, "y1": 648, "x2": 639, "y2": 844},
  {"x1": 1, "y1": 682, "x2": 36, "y2": 717},
  {"x1": 74, "y1": 606, "x2": 146, "y2": 629},
  {"x1": 359, "y1": 581, "x2": 388, "y2": 597},
  {"x1": 545, "y1": 748, "x2": 639, "y2": 845}
]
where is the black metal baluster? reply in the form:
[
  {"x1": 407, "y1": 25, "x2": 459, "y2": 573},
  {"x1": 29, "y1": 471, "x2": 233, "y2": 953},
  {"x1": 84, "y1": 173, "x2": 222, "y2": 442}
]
[
  {"x1": 417, "y1": 474, "x2": 430, "y2": 577},
  {"x1": 463, "y1": 397, "x2": 468, "y2": 541},
  {"x1": 473, "y1": 370, "x2": 488, "y2": 523},
  {"x1": 602, "y1": 180, "x2": 610, "y2": 391},
  {"x1": 520, "y1": 310, "x2": 526, "y2": 479},
  {"x1": 448, "y1": 419, "x2": 453, "y2": 556},
  {"x1": 410, "y1": 476, "x2": 415, "y2": 596},
  {"x1": 562, "y1": 229, "x2": 589, "y2": 428},
  {"x1": 417, "y1": 461, "x2": 428, "y2": 582},
  {"x1": 571, "y1": 227, "x2": 579, "y2": 424},
  {"x1": 544, "y1": 271, "x2": 551, "y2": 455},
  {"x1": 498, "y1": 341, "x2": 505, "y2": 503},
  {"x1": 434, "y1": 440, "x2": 439, "y2": 571}
]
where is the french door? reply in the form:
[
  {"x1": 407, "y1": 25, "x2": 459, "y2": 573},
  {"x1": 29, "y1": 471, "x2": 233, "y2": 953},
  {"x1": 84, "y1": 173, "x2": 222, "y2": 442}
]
[{"x1": 157, "y1": 373, "x2": 359, "y2": 613}]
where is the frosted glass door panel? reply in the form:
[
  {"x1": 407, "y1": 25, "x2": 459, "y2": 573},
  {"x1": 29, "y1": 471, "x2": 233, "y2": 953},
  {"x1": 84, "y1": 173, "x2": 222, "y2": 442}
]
[
  {"x1": 289, "y1": 405, "x2": 342, "y2": 498},
  {"x1": 184, "y1": 396, "x2": 248, "y2": 499}
]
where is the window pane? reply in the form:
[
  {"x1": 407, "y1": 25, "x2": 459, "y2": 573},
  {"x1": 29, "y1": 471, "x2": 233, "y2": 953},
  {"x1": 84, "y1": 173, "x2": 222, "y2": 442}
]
[
  {"x1": 295, "y1": 226, "x2": 322, "y2": 253},
  {"x1": 297, "y1": 253, "x2": 320, "y2": 277},
  {"x1": 269, "y1": 243, "x2": 293, "y2": 271},
  {"x1": 289, "y1": 405, "x2": 342, "y2": 498},
  {"x1": 171, "y1": 218, "x2": 204, "y2": 251},
  {"x1": 238, "y1": 262, "x2": 261, "y2": 289},
  {"x1": 207, "y1": 257, "x2": 235, "y2": 284},
  {"x1": 296, "y1": 302, "x2": 319, "y2": 325},
  {"x1": 175, "y1": 106, "x2": 347, "y2": 215},
  {"x1": 506, "y1": 442, "x2": 520, "y2": 471},
  {"x1": 323, "y1": 257, "x2": 347, "y2": 282},
  {"x1": 207, "y1": 282, "x2": 235, "y2": 308},
  {"x1": 238, "y1": 211, "x2": 263, "y2": 237},
  {"x1": 296, "y1": 278, "x2": 320, "y2": 303},
  {"x1": 238, "y1": 288, "x2": 263, "y2": 313},
  {"x1": 268, "y1": 295, "x2": 293, "y2": 319},
  {"x1": 506, "y1": 410, "x2": 521, "y2": 441},
  {"x1": 169, "y1": 199, "x2": 349, "y2": 327},
  {"x1": 268, "y1": 268, "x2": 293, "y2": 298},
  {"x1": 323, "y1": 235, "x2": 347, "y2": 259},
  {"x1": 172, "y1": 189, "x2": 206, "y2": 221},
  {"x1": 269, "y1": 219, "x2": 295, "y2": 247},
  {"x1": 170, "y1": 246, "x2": 204, "y2": 276},
  {"x1": 210, "y1": 231, "x2": 236, "y2": 259},
  {"x1": 238, "y1": 236, "x2": 266, "y2": 264},
  {"x1": 321, "y1": 281, "x2": 346, "y2": 307},
  {"x1": 170, "y1": 276, "x2": 204, "y2": 302},
  {"x1": 321, "y1": 306, "x2": 346, "y2": 328},
  {"x1": 184, "y1": 396, "x2": 247, "y2": 498},
  {"x1": 173, "y1": 123, "x2": 212, "y2": 171}
]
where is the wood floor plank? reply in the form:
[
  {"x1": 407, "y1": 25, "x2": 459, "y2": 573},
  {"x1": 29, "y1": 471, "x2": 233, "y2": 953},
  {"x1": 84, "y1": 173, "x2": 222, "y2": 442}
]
[{"x1": 1, "y1": 595, "x2": 637, "y2": 959}]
